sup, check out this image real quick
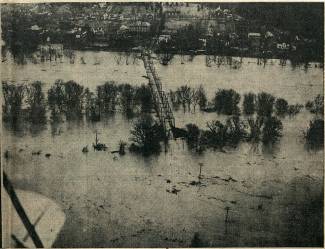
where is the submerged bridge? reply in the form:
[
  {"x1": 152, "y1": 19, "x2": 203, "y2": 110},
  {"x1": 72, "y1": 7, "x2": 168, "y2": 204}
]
[{"x1": 141, "y1": 51, "x2": 175, "y2": 137}]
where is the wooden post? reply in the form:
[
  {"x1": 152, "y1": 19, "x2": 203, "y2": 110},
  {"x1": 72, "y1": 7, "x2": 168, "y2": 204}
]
[{"x1": 198, "y1": 163, "x2": 203, "y2": 181}]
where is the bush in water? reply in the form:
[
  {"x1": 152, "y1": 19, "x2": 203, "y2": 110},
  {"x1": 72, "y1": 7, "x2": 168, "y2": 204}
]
[
  {"x1": 275, "y1": 98, "x2": 289, "y2": 116},
  {"x1": 257, "y1": 92, "x2": 275, "y2": 117},
  {"x1": 306, "y1": 95, "x2": 324, "y2": 116},
  {"x1": 203, "y1": 120, "x2": 228, "y2": 149},
  {"x1": 185, "y1": 123, "x2": 200, "y2": 149},
  {"x1": 305, "y1": 119, "x2": 324, "y2": 149},
  {"x1": 214, "y1": 89, "x2": 240, "y2": 115},
  {"x1": 243, "y1": 92, "x2": 256, "y2": 115},
  {"x1": 288, "y1": 104, "x2": 303, "y2": 116}
]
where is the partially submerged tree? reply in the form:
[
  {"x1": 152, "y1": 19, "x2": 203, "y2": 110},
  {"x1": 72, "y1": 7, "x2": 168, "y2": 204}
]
[
  {"x1": 84, "y1": 87, "x2": 100, "y2": 122},
  {"x1": 203, "y1": 120, "x2": 228, "y2": 149},
  {"x1": 2, "y1": 81, "x2": 25, "y2": 124},
  {"x1": 47, "y1": 80, "x2": 65, "y2": 121},
  {"x1": 176, "y1": 85, "x2": 194, "y2": 112},
  {"x1": 247, "y1": 116, "x2": 264, "y2": 143},
  {"x1": 257, "y1": 92, "x2": 275, "y2": 117},
  {"x1": 194, "y1": 85, "x2": 207, "y2": 111},
  {"x1": 185, "y1": 123, "x2": 200, "y2": 150},
  {"x1": 26, "y1": 81, "x2": 46, "y2": 124},
  {"x1": 305, "y1": 119, "x2": 324, "y2": 149},
  {"x1": 119, "y1": 83, "x2": 136, "y2": 118},
  {"x1": 262, "y1": 116, "x2": 283, "y2": 145},
  {"x1": 214, "y1": 89, "x2": 240, "y2": 115},
  {"x1": 97, "y1": 81, "x2": 118, "y2": 115},
  {"x1": 306, "y1": 95, "x2": 324, "y2": 116},
  {"x1": 275, "y1": 98, "x2": 289, "y2": 116},
  {"x1": 62, "y1": 80, "x2": 84, "y2": 120},
  {"x1": 169, "y1": 90, "x2": 181, "y2": 111},
  {"x1": 135, "y1": 84, "x2": 153, "y2": 113},
  {"x1": 243, "y1": 92, "x2": 256, "y2": 115},
  {"x1": 287, "y1": 104, "x2": 303, "y2": 116},
  {"x1": 225, "y1": 115, "x2": 247, "y2": 146},
  {"x1": 129, "y1": 114, "x2": 163, "y2": 156}
]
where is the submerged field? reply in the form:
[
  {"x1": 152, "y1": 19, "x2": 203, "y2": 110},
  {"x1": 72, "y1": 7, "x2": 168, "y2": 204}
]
[{"x1": 2, "y1": 51, "x2": 324, "y2": 247}]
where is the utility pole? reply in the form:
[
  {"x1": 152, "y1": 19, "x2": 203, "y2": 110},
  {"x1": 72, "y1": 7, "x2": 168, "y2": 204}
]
[
  {"x1": 224, "y1": 206, "x2": 230, "y2": 236},
  {"x1": 198, "y1": 162, "x2": 203, "y2": 182}
]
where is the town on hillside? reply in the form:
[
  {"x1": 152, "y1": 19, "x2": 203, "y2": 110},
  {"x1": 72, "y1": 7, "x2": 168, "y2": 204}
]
[{"x1": 1, "y1": 2, "x2": 323, "y2": 63}]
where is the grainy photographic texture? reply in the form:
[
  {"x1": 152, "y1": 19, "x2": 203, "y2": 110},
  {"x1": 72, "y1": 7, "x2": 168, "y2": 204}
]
[{"x1": 1, "y1": 2, "x2": 324, "y2": 248}]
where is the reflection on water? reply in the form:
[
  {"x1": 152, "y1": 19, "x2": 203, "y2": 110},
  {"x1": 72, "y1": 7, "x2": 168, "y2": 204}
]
[{"x1": 2, "y1": 51, "x2": 324, "y2": 247}]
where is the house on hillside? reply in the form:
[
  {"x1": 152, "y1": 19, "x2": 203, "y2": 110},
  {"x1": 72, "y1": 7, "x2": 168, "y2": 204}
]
[
  {"x1": 129, "y1": 21, "x2": 151, "y2": 33},
  {"x1": 248, "y1": 32, "x2": 261, "y2": 50}
]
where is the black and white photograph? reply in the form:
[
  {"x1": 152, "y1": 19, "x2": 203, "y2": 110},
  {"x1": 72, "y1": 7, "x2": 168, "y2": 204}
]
[{"x1": 1, "y1": 1, "x2": 324, "y2": 248}]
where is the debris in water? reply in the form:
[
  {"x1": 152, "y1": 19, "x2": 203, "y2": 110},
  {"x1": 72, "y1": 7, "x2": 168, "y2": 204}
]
[
  {"x1": 190, "y1": 180, "x2": 201, "y2": 186},
  {"x1": 82, "y1": 146, "x2": 89, "y2": 153},
  {"x1": 45, "y1": 153, "x2": 51, "y2": 158},
  {"x1": 166, "y1": 187, "x2": 180, "y2": 195}
]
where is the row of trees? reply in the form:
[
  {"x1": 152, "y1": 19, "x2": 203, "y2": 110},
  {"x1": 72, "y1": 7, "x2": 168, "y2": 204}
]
[
  {"x1": 169, "y1": 85, "x2": 207, "y2": 112},
  {"x1": 184, "y1": 115, "x2": 283, "y2": 153},
  {"x1": 169, "y1": 86, "x2": 305, "y2": 118},
  {"x1": 129, "y1": 92, "x2": 323, "y2": 156},
  {"x1": 2, "y1": 80, "x2": 154, "y2": 126},
  {"x1": 3, "y1": 81, "x2": 47, "y2": 125}
]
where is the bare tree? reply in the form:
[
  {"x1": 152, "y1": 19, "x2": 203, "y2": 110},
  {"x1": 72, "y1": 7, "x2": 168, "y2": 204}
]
[{"x1": 176, "y1": 85, "x2": 194, "y2": 112}]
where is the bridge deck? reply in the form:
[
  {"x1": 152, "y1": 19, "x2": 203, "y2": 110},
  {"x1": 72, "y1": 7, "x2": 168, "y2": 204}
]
[{"x1": 142, "y1": 52, "x2": 175, "y2": 136}]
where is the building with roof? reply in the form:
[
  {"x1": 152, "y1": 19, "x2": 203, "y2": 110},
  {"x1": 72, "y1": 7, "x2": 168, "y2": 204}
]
[{"x1": 129, "y1": 21, "x2": 151, "y2": 33}]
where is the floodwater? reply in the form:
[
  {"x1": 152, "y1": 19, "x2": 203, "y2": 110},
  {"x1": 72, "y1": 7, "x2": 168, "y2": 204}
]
[{"x1": 2, "y1": 51, "x2": 324, "y2": 247}]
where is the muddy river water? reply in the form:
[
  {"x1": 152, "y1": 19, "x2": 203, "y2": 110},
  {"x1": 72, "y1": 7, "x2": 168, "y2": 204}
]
[{"x1": 2, "y1": 51, "x2": 324, "y2": 247}]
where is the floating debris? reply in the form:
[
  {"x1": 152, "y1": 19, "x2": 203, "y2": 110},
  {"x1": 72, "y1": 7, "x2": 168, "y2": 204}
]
[
  {"x1": 32, "y1": 150, "x2": 42, "y2": 155},
  {"x1": 166, "y1": 187, "x2": 180, "y2": 195},
  {"x1": 82, "y1": 146, "x2": 89, "y2": 153}
]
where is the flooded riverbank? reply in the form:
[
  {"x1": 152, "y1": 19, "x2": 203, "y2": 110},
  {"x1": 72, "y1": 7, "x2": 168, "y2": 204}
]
[{"x1": 2, "y1": 50, "x2": 323, "y2": 247}]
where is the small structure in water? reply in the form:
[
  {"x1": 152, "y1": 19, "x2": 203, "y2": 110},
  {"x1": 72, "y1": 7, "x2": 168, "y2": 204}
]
[
  {"x1": 82, "y1": 145, "x2": 88, "y2": 153},
  {"x1": 93, "y1": 131, "x2": 107, "y2": 151},
  {"x1": 80, "y1": 57, "x2": 86, "y2": 64}
]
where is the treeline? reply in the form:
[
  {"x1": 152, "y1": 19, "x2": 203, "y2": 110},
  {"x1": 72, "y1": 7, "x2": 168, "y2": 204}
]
[
  {"x1": 180, "y1": 91, "x2": 323, "y2": 152},
  {"x1": 3, "y1": 81, "x2": 323, "y2": 152},
  {"x1": 2, "y1": 80, "x2": 154, "y2": 126},
  {"x1": 169, "y1": 86, "x2": 304, "y2": 118},
  {"x1": 129, "y1": 89, "x2": 323, "y2": 156}
]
